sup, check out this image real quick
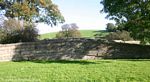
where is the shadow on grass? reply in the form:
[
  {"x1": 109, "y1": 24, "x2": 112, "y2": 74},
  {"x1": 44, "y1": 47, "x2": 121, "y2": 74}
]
[
  {"x1": 117, "y1": 59, "x2": 150, "y2": 62},
  {"x1": 29, "y1": 60, "x2": 97, "y2": 65},
  {"x1": 13, "y1": 60, "x2": 118, "y2": 65}
]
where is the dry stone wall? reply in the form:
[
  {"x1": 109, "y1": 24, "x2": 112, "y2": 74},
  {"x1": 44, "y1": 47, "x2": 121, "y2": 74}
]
[{"x1": 0, "y1": 38, "x2": 150, "y2": 61}]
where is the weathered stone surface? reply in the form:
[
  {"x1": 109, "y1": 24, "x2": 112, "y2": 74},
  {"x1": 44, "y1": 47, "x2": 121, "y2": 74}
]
[{"x1": 0, "y1": 38, "x2": 150, "y2": 61}]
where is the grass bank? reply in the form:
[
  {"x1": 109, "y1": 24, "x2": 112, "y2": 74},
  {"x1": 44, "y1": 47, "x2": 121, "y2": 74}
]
[{"x1": 39, "y1": 30, "x2": 109, "y2": 39}]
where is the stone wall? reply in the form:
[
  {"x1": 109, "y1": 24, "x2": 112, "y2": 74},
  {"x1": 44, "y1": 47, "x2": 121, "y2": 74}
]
[
  {"x1": 0, "y1": 43, "x2": 19, "y2": 61},
  {"x1": 0, "y1": 38, "x2": 150, "y2": 61}
]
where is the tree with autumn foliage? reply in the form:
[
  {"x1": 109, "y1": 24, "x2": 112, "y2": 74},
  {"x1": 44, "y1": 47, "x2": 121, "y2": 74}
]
[
  {"x1": 0, "y1": 0, "x2": 64, "y2": 43},
  {"x1": 0, "y1": 0, "x2": 64, "y2": 26}
]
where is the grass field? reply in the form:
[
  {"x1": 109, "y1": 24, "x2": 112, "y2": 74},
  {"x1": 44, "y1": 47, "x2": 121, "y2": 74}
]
[
  {"x1": 39, "y1": 30, "x2": 109, "y2": 40},
  {"x1": 0, "y1": 60, "x2": 150, "y2": 82}
]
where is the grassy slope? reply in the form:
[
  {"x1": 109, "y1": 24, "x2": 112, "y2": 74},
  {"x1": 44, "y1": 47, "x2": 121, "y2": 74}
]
[
  {"x1": 39, "y1": 30, "x2": 109, "y2": 40},
  {"x1": 0, "y1": 60, "x2": 150, "y2": 81},
  {"x1": 39, "y1": 32, "x2": 57, "y2": 40}
]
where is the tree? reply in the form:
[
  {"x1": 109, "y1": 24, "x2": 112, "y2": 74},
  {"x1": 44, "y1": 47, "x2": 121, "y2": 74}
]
[
  {"x1": 56, "y1": 23, "x2": 81, "y2": 38},
  {"x1": 0, "y1": 0, "x2": 64, "y2": 26},
  {"x1": 106, "y1": 23, "x2": 116, "y2": 32},
  {"x1": 101, "y1": 0, "x2": 150, "y2": 44}
]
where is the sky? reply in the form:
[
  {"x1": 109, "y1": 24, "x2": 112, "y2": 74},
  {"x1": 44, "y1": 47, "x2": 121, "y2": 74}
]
[{"x1": 35, "y1": 0, "x2": 115, "y2": 34}]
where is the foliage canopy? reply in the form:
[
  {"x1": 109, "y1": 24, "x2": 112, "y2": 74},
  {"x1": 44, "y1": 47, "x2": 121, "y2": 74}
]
[
  {"x1": 0, "y1": 0, "x2": 64, "y2": 26},
  {"x1": 101, "y1": 0, "x2": 150, "y2": 44}
]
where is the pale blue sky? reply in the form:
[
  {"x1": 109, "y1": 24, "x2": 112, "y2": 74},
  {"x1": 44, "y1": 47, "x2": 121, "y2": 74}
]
[{"x1": 37, "y1": 0, "x2": 115, "y2": 34}]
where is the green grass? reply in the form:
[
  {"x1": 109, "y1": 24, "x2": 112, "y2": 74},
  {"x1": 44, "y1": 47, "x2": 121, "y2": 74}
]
[
  {"x1": 0, "y1": 60, "x2": 150, "y2": 82},
  {"x1": 80, "y1": 30, "x2": 108, "y2": 38},
  {"x1": 39, "y1": 30, "x2": 109, "y2": 40},
  {"x1": 39, "y1": 32, "x2": 57, "y2": 40}
]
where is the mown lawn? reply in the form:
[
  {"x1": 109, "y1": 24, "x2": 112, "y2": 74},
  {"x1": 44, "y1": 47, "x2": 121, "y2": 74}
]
[
  {"x1": 39, "y1": 30, "x2": 109, "y2": 39},
  {"x1": 0, "y1": 60, "x2": 150, "y2": 82}
]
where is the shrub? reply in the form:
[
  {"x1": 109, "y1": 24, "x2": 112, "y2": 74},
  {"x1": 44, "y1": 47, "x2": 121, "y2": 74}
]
[
  {"x1": 56, "y1": 23, "x2": 81, "y2": 38},
  {"x1": 106, "y1": 23, "x2": 117, "y2": 32},
  {"x1": 105, "y1": 30, "x2": 133, "y2": 41},
  {"x1": 20, "y1": 24, "x2": 39, "y2": 42},
  {"x1": 56, "y1": 31, "x2": 65, "y2": 39},
  {"x1": 0, "y1": 19, "x2": 39, "y2": 44}
]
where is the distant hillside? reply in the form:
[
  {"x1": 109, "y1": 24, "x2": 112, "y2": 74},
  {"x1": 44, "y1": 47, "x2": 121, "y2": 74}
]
[{"x1": 39, "y1": 30, "x2": 108, "y2": 40}]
